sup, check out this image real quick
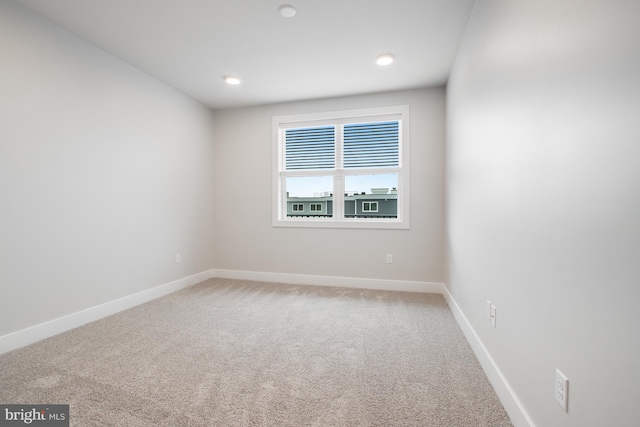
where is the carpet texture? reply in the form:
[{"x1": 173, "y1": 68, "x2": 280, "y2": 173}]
[{"x1": 0, "y1": 278, "x2": 512, "y2": 426}]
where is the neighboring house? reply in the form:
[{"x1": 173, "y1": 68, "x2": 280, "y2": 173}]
[{"x1": 287, "y1": 188, "x2": 397, "y2": 218}]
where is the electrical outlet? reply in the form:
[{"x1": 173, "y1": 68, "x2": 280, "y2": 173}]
[
  {"x1": 176, "y1": 253, "x2": 181, "y2": 264},
  {"x1": 490, "y1": 304, "x2": 497, "y2": 327},
  {"x1": 386, "y1": 254, "x2": 393, "y2": 264},
  {"x1": 555, "y1": 369, "x2": 569, "y2": 411}
]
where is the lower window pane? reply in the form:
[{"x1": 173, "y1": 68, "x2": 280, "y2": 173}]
[
  {"x1": 286, "y1": 176, "x2": 333, "y2": 218},
  {"x1": 344, "y1": 174, "x2": 398, "y2": 218}
]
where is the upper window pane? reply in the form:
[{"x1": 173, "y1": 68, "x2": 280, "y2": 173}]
[
  {"x1": 285, "y1": 126, "x2": 335, "y2": 170},
  {"x1": 343, "y1": 121, "x2": 399, "y2": 168}
]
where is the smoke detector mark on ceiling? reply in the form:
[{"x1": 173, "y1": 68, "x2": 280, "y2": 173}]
[{"x1": 279, "y1": 5, "x2": 296, "y2": 18}]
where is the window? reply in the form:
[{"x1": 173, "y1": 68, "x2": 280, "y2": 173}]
[
  {"x1": 292, "y1": 204, "x2": 303, "y2": 212},
  {"x1": 273, "y1": 105, "x2": 410, "y2": 229},
  {"x1": 362, "y1": 202, "x2": 378, "y2": 212}
]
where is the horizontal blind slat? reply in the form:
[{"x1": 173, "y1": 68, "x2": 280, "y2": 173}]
[
  {"x1": 343, "y1": 121, "x2": 399, "y2": 169},
  {"x1": 285, "y1": 126, "x2": 335, "y2": 170}
]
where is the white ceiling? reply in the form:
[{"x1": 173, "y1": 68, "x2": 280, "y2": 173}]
[{"x1": 17, "y1": 0, "x2": 476, "y2": 110}]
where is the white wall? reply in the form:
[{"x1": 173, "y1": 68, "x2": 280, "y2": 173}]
[
  {"x1": 0, "y1": 1, "x2": 216, "y2": 337},
  {"x1": 446, "y1": 0, "x2": 640, "y2": 426},
  {"x1": 212, "y1": 88, "x2": 444, "y2": 283}
]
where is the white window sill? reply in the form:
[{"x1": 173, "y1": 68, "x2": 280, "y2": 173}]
[{"x1": 272, "y1": 218, "x2": 409, "y2": 230}]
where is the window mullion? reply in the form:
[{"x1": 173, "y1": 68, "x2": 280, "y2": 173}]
[
  {"x1": 333, "y1": 175, "x2": 344, "y2": 220},
  {"x1": 335, "y1": 124, "x2": 344, "y2": 170},
  {"x1": 333, "y1": 124, "x2": 344, "y2": 220}
]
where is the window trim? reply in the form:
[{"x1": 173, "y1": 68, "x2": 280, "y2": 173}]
[{"x1": 272, "y1": 105, "x2": 410, "y2": 229}]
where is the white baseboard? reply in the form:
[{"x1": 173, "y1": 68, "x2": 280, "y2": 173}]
[
  {"x1": 213, "y1": 269, "x2": 444, "y2": 294},
  {"x1": 441, "y1": 285, "x2": 535, "y2": 427},
  {"x1": 0, "y1": 269, "x2": 215, "y2": 355},
  {"x1": 0, "y1": 267, "x2": 530, "y2": 427}
]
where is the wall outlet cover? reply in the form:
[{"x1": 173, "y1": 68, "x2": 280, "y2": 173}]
[{"x1": 555, "y1": 369, "x2": 569, "y2": 411}]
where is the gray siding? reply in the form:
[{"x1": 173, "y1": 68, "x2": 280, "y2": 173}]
[{"x1": 287, "y1": 196, "x2": 396, "y2": 218}]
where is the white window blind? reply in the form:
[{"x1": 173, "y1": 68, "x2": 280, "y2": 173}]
[
  {"x1": 285, "y1": 126, "x2": 335, "y2": 170},
  {"x1": 343, "y1": 121, "x2": 399, "y2": 168}
]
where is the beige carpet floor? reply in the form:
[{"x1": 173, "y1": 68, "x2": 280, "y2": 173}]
[{"x1": 0, "y1": 278, "x2": 512, "y2": 426}]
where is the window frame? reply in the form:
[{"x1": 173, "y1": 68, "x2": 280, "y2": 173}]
[
  {"x1": 362, "y1": 201, "x2": 379, "y2": 212},
  {"x1": 272, "y1": 105, "x2": 410, "y2": 229}
]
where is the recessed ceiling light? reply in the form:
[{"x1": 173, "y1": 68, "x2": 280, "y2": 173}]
[
  {"x1": 279, "y1": 5, "x2": 296, "y2": 18},
  {"x1": 224, "y1": 76, "x2": 241, "y2": 85},
  {"x1": 376, "y1": 54, "x2": 394, "y2": 66}
]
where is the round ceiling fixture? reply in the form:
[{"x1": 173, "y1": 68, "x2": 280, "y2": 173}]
[
  {"x1": 279, "y1": 5, "x2": 296, "y2": 18},
  {"x1": 224, "y1": 76, "x2": 241, "y2": 85},
  {"x1": 376, "y1": 54, "x2": 394, "y2": 66}
]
